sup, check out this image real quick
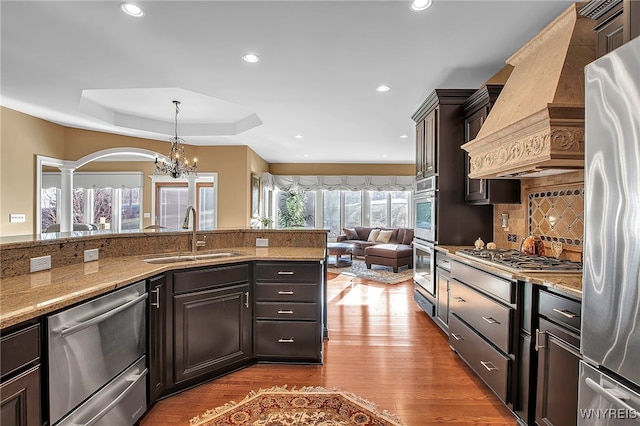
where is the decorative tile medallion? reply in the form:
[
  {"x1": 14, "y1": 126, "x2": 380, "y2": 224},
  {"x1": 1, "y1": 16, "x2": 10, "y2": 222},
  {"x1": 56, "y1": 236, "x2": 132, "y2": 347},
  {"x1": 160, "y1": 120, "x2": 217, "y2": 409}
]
[{"x1": 529, "y1": 188, "x2": 584, "y2": 246}]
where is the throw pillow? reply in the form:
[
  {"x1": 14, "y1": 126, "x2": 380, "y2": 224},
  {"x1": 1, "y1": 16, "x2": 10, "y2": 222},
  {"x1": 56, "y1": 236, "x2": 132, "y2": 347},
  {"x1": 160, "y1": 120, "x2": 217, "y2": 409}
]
[
  {"x1": 368, "y1": 229, "x2": 381, "y2": 242},
  {"x1": 343, "y1": 228, "x2": 359, "y2": 240},
  {"x1": 376, "y1": 230, "x2": 393, "y2": 244},
  {"x1": 402, "y1": 229, "x2": 414, "y2": 245}
]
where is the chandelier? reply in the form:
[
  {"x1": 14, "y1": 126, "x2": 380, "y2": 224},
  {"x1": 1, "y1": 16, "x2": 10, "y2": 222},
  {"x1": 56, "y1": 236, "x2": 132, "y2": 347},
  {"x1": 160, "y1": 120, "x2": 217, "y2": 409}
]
[{"x1": 154, "y1": 100, "x2": 197, "y2": 178}]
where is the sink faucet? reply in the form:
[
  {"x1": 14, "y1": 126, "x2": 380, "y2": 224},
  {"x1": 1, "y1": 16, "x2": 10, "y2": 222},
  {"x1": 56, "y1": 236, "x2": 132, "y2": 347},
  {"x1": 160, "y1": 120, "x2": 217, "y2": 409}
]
[{"x1": 182, "y1": 206, "x2": 206, "y2": 252}]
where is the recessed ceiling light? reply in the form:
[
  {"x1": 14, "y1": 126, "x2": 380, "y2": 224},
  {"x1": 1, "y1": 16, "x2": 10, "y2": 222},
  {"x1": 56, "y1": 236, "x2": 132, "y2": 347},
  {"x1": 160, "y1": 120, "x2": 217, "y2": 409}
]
[
  {"x1": 295, "y1": 135, "x2": 303, "y2": 139},
  {"x1": 411, "y1": 0, "x2": 433, "y2": 11},
  {"x1": 120, "y1": 2, "x2": 144, "y2": 17},
  {"x1": 400, "y1": 134, "x2": 408, "y2": 139},
  {"x1": 303, "y1": 154, "x2": 309, "y2": 158},
  {"x1": 382, "y1": 154, "x2": 388, "y2": 158},
  {"x1": 376, "y1": 85, "x2": 391, "y2": 92},
  {"x1": 243, "y1": 53, "x2": 259, "y2": 63}
]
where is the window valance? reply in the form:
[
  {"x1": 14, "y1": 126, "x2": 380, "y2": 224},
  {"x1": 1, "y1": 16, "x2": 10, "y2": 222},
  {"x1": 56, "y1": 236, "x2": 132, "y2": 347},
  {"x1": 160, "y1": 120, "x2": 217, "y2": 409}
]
[{"x1": 262, "y1": 173, "x2": 414, "y2": 192}]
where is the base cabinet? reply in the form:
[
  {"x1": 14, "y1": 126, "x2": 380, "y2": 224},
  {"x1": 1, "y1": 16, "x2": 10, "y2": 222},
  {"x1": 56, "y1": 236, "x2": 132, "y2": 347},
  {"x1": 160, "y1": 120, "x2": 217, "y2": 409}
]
[
  {"x1": 0, "y1": 323, "x2": 41, "y2": 426},
  {"x1": 147, "y1": 274, "x2": 166, "y2": 405},
  {"x1": 171, "y1": 264, "x2": 252, "y2": 387}
]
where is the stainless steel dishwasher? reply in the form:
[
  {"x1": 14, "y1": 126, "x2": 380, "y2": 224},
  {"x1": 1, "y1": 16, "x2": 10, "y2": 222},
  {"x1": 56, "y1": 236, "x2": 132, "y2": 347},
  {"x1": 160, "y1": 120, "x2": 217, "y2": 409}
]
[{"x1": 47, "y1": 281, "x2": 148, "y2": 425}]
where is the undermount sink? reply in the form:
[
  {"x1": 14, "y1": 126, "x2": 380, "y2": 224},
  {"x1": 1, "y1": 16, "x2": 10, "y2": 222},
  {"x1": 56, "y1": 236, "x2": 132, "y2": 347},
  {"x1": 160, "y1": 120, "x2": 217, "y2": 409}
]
[{"x1": 143, "y1": 252, "x2": 244, "y2": 264}]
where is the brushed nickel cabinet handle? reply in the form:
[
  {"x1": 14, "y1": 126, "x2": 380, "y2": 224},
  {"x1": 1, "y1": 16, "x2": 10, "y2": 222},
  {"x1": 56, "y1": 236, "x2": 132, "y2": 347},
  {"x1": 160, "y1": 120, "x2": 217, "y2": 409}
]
[
  {"x1": 278, "y1": 338, "x2": 295, "y2": 343},
  {"x1": 451, "y1": 333, "x2": 463, "y2": 341},
  {"x1": 277, "y1": 310, "x2": 294, "y2": 315},
  {"x1": 150, "y1": 288, "x2": 160, "y2": 309},
  {"x1": 453, "y1": 296, "x2": 466, "y2": 303},
  {"x1": 482, "y1": 316, "x2": 500, "y2": 324},
  {"x1": 278, "y1": 271, "x2": 294, "y2": 275},
  {"x1": 480, "y1": 361, "x2": 498, "y2": 372},
  {"x1": 244, "y1": 291, "x2": 249, "y2": 308},
  {"x1": 535, "y1": 329, "x2": 546, "y2": 351},
  {"x1": 278, "y1": 290, "x2": 294, "y2": 295},
  {"x1": 553, "y1": 308, "x2": 579, "y2": 319}
]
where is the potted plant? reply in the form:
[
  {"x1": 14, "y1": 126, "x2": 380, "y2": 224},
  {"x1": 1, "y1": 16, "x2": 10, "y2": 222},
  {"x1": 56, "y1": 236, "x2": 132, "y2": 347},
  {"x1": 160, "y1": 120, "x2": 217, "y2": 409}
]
[{"x1": 278, "y1": 190, "x2": 311, "y2": 228}]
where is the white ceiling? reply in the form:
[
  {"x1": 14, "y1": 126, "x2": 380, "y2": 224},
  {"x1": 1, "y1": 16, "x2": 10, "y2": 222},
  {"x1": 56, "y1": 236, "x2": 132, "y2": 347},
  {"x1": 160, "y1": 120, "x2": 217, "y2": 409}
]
[{"x1": 1, "y1": 0, "x2": 577, "y2": 164}]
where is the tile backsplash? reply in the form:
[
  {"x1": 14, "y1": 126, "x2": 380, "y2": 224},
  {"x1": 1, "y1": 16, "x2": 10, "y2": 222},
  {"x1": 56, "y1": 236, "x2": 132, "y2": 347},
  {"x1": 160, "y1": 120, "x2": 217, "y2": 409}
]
[{"x1": 493, "y1": 171, "x2": 584, "y2": 261}]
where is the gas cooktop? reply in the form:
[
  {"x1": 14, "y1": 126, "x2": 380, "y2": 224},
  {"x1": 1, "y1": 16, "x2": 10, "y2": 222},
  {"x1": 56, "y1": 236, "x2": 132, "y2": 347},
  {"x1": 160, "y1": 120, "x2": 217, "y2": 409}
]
[{"x1": 455, "y1": 248, "x2": 583, "y2": 273}]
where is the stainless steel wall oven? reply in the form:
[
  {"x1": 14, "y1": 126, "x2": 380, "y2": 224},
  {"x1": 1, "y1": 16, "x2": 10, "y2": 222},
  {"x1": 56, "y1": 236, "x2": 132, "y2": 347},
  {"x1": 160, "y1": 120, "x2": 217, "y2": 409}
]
[
  {"x1": 47, "y1": 281, "x2": 148, "y2": 426},
  {"x1": 414, "y1": 176, "x2": 437, "y2": 243}
]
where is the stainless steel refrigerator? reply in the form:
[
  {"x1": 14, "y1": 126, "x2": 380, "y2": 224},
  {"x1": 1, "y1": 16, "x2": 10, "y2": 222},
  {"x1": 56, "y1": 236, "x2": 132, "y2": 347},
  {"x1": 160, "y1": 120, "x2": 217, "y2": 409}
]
[{"x1": 579, "y1": 36, "x2": 640, "y2": 425}]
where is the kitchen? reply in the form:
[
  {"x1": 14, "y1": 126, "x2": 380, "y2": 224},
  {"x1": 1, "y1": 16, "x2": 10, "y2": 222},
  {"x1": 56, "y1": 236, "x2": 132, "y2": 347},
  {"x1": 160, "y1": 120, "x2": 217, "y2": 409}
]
[{"x1": 1, "y1": 1, "x2": 639, "y2": 425}]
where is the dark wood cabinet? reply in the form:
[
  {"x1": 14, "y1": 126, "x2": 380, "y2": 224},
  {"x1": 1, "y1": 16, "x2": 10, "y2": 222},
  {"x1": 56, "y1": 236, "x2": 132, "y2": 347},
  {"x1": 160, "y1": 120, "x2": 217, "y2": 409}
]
[
  {"x1": 463, "y1": 85, "x2": 520, "y2": 205},
  {"x1": 534, "y1": 289, "x2": 581, "y2": 426},
  {"x1": 434, "y1": 259, "x2": 450, "y2": 333},
  {"x1": 581, "y1": 0, "x2": 640, "y2": 58},
  {"x1": 147, "y1": 274, "x2": 166, "y2": 404},
  {"x1": 171, "y1": 263, "x2": 252, "y2": 387},
  {"x1": 0, "y1": 322, "x2": 41, "y2": 426},
  {"x1": 254, "y1": 261, "x2": 323, "y2": 363},
  {"x1": 414, "y1": 108, "x2": 436, "y2": 178}
]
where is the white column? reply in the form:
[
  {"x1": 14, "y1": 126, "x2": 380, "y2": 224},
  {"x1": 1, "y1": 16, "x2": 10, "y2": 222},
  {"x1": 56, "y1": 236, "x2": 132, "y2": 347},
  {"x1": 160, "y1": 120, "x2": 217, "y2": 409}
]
[
  {"x1": 58, "y1": 166, "x2": 75, "y2": 232},
  {"x1": 112, "y1": 188, "x2": 122, "y2": 232}
]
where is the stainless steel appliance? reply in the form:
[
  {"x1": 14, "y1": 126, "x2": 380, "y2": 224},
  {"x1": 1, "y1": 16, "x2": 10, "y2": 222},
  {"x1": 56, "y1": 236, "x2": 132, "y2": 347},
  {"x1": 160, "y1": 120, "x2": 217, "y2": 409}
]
[
  {"x1": 48, "y1": 281, "x2": 148, "y2": 425},
  {"x1": 414, "y1": 176, "x2": 436, "y2": 242},
  {"x1": 456, "y1": 248, "x2": 583, "y2": 273},
  {"x1": 579, "y1": 36, "x2": 640, "y2": 425},
  {"x1": 413, "y1": 239, "x2": 435, "y2": 297}
]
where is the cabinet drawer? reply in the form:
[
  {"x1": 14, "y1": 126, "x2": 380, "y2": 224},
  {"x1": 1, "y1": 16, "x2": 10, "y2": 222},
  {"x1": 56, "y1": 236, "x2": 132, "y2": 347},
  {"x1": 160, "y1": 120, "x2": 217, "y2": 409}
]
[
  {"x1": 174, "y1": 263, "x2": 249, "y2": 294},
  {"x1": 255, "y1": 282, "x2": 318, "y2": 302},
  {"x1": 450, "y1": 280, "x2": 512, "y2": 354},
  {"x1": 449, "y1": 314, "x2": 510, "y2": 403},
  {"x1": 255, "y1": 262, "x2": 320, "y2": 282},
  {"x1": 452, "y1": 261, "x2": 515, "y2": 304},
  {"x1": 255, "y1": 321, "x2": 319, "y2": 360},
  {"x1": 539, "y1": 290, "x2": 581, "y2": 333},
  {"x1": 255, "y1": 302, "x2": 318, "y2": 321},
  {"x1": 0, "y1": 324, "x2": 40, "y2": 378}
]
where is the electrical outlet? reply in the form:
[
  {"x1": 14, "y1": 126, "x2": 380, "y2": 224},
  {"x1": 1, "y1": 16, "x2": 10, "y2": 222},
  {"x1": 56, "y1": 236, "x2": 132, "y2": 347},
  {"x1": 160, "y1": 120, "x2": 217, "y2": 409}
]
[
  {"x1": 256, "y1": 238, "x2": 269, "y2": 247},
  {"x1": 84, "y1": 248, "x2": 99, "y2": 262},
  {"x1": 9, "y1": 214, "x2": 26, "y2": 223},
  {"x1": 30, "y1": 255, "x2": 51, "y2": 272}
]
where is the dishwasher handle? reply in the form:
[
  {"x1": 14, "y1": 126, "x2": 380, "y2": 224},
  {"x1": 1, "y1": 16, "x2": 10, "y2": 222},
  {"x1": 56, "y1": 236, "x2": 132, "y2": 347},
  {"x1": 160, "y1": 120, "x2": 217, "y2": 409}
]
[
  {"x1": 61, "y1": 293, "x2": 148, "y2": 338},
  {"x1": 83, "y1": 368, "x2": 148, "y2": 426},
  {"x1": 585, "y1": 377, "x2": 639, "y2": 416}
]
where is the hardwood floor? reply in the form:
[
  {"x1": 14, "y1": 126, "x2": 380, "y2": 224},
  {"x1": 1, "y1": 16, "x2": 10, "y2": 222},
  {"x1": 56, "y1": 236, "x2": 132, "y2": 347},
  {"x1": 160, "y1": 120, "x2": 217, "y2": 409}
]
[{"x1": 141, "y1": 272, "x2": 516, "y2": 425}]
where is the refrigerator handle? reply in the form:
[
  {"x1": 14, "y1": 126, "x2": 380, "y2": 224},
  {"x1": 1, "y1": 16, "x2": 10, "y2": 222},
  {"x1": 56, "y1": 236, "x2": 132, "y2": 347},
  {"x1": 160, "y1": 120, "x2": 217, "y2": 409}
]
[{"x1": 585, "y1": 377, "x2": 639, "y2": 415}]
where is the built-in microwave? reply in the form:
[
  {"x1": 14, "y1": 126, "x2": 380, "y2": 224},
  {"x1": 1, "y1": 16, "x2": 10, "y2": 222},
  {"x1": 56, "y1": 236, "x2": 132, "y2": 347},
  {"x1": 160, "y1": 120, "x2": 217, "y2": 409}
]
[{"x1": 414, "y1": 191, "x2": 436, "y2": 243}]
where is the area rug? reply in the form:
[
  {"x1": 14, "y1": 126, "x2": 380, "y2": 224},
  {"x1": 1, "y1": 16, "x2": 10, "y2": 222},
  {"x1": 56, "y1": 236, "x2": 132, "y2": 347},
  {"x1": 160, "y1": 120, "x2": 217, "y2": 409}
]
[
  {"x1": 189, "y1": 385, "x2": 404, "y2": 426},
  {"x1": 328, "y1": 259, "x2": 413, "y2": 285}
]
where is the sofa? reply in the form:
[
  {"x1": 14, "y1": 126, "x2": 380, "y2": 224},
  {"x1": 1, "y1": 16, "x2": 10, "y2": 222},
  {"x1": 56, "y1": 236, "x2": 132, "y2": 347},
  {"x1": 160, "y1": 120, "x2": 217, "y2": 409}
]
[{"x1": 336, "y1": 226, "x2": 414, "y2": 272}]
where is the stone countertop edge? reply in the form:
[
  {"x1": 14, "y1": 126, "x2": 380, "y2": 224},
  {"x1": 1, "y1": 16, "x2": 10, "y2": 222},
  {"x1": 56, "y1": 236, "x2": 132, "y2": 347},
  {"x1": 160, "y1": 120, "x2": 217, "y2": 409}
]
[
  {"x1": 0, "y1": 246, "x2": 325, "y2": 330},
  {"x1": 436, "y1": 245, "x2": 583, "y2": 300}
]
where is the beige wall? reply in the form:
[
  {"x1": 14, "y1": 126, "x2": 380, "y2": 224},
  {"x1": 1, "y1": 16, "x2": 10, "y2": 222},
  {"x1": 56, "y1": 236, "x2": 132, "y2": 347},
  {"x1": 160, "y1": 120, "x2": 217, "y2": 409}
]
[{"x1": 1, "y1": 107, "x2": 66, "y2": 235}]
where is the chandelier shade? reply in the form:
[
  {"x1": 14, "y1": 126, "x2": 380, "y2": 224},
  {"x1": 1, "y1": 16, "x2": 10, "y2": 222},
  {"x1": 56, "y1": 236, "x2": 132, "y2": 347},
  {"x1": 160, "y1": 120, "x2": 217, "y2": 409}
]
[{"x1": 154, "y1": 100, "x2": 197, "y2": 178}]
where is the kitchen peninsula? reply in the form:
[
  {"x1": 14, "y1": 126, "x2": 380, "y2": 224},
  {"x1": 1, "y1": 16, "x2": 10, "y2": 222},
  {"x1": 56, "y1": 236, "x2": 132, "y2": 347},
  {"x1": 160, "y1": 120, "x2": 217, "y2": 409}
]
[{"x1": 0, "y1": 228, "x2": 328, "y2": 426}]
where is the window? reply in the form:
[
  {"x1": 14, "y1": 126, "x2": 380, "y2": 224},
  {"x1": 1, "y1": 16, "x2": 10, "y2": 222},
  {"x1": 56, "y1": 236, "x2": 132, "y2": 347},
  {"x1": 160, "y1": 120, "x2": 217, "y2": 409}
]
[
  {"x1": 274, "y1": 190, "x2": 315, "y2": 228},
  {"x1": 41, "y1": 187, "x2": 58, "y2": 232},
  {"x1": 154, "y1": 179, "x2": 216, "y2": 230},
  {"x1": 121, "y1": 188, "x2": 141, "y2": 231},
  {"x1": 390, "y1": 191, "x2": 410, "y2": 227},
  {"x1": 344, "y1": 191, "x2": 362, "y2": 228},
  {"x1": 368, "y1": 191, "x2": 388, "y2": 228},
  {"x1": 323, "y1": 191, "x2": 341, "y2": 237}
]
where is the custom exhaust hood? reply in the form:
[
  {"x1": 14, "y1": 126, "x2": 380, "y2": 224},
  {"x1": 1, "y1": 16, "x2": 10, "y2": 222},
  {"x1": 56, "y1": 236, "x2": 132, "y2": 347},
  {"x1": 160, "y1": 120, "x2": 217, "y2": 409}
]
[{"x1": 462, "y1": 3, "x2": 596, "y2": 179}]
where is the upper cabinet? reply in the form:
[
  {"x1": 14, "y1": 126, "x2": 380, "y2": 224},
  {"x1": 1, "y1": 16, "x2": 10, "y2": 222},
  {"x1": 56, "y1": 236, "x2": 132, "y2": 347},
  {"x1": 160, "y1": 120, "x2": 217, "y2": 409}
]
[
  {"x1": 462, "y1": 85, "x2": 521, "y2": 205},
  {"x1": 580, "y1": 0, "x2": 640, "y2": 58},
  {"x1": 462, "y1": 4, "x2": 596, "y2": 179},
  {"x1": 412, "y1": 89, "x2": 475, "y2": 179}
]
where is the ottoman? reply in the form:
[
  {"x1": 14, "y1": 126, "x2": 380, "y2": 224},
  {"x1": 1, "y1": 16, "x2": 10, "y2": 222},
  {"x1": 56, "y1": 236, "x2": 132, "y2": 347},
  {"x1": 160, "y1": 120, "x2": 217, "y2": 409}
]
[{"x1": 364, "y1": 244, "x2": 413, "y2": 273}]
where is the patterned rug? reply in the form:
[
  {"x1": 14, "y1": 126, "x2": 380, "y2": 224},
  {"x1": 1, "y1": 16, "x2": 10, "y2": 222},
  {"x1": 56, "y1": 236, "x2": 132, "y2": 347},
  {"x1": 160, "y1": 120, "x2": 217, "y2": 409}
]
[
  {"x1": 328, "y1": 259, "x2": 413, "y2": 285},
  {"x1": 189, "y1": 386, "x2": 404, "y2": 426}
]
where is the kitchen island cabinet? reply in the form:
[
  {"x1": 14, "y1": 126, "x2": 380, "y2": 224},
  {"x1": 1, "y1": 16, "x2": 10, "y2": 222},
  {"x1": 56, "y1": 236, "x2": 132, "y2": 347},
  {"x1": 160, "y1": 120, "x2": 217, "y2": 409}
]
[
  {"x1": 170, "y1": 263, "x2": 252, "y2": 391},
  {"x1": 0, "y1": 321, "x2": 41, "y2": 426},
  {"x1": 147, "y1": 274, "x2": 166, "y2": 405}
]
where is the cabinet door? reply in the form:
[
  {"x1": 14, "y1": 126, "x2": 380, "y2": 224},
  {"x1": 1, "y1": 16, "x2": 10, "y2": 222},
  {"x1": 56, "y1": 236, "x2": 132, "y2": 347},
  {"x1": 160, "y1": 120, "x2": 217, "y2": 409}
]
[
  {"x1": 596, "y1": 11, "x2": 625, "y2": 58},
  {"x1": 173, "y1": 282, "x2": 251, "y2": 384},
  {"x1": 0, "y1": 366, "x2": 41, "y2": 426},
  {"x1": 147, "y1": 274, "x2": 166, "y2": 404},
  {"x1": 435, "y1": 267, "x2": 450, "y2": 332},
  {"x1": 464, "y1": 108, "x2": 488, "y2": 203},
  {"x1": 535, "y1": 329, "x2": 581, "y2": 426},
  {"x1": 424, "y1": 109, "x2": 437, "y2": 175},
  {"x1": 416, "y1": 119, "x2": 425, "y2": 177}
]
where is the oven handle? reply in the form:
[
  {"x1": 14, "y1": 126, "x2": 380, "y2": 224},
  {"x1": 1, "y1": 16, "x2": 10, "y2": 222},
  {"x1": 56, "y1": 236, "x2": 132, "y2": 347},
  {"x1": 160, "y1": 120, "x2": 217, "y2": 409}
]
[
  {"x1": 83, "y1": 368, "x2": 148, "y2": 426},
  {"x1": 60, "y1": 293, "x2": 148, "y2": 338}
]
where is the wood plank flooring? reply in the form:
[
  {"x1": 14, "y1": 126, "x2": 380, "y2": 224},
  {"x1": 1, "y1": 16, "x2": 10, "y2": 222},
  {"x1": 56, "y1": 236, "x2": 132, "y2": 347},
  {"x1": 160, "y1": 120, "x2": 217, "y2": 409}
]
[{"x1": 141, "y1": 272, "x2": 517, "y2": 425}]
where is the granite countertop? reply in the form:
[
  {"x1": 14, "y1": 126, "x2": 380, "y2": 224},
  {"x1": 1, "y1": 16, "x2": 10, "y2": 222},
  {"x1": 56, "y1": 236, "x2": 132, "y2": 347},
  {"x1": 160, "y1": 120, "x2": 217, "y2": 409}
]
[
  {"x1": 0, "y1": 246, "x2": 325, "y2": 330},
  {"x1": 436, "y1": 245, "x2": 582, "y2": 299}
]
